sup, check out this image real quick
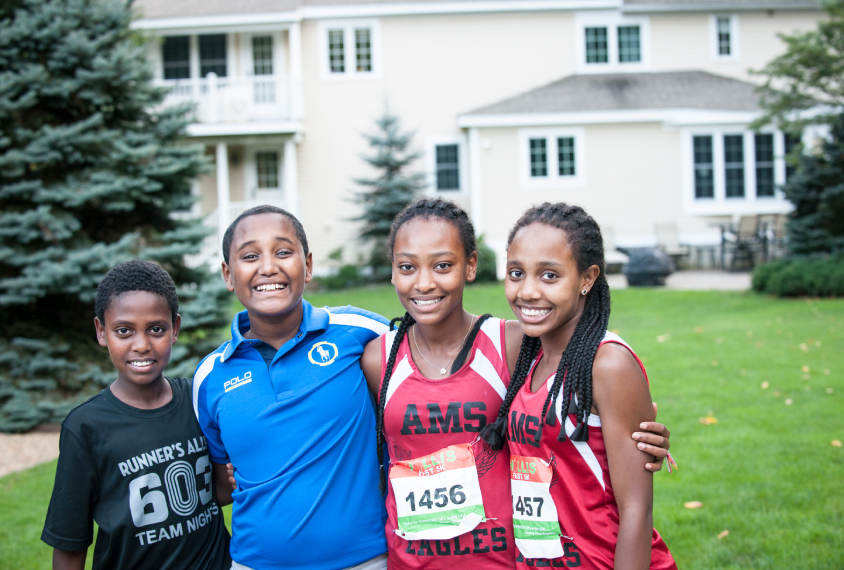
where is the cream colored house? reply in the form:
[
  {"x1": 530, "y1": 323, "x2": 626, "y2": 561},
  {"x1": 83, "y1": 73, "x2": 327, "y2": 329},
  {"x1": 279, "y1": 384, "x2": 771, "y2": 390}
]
[{"x1": 133, "y1": 0, "x2": 822, "y2": 276}]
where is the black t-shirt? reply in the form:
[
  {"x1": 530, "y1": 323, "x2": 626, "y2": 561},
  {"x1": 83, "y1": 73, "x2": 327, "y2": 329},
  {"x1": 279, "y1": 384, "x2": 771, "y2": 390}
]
[{"x1": 42, "y1": 377, "x2": 231, "y2": 570}]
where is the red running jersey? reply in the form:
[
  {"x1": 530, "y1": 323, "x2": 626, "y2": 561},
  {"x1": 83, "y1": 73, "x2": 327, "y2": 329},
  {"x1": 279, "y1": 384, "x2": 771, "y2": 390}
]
[
  {"x1": 380, "y1": 318, "x2": 515, "y2": 569},
  {"x1": 507, "y1": 332, "x2": 677, "y2": 570}
]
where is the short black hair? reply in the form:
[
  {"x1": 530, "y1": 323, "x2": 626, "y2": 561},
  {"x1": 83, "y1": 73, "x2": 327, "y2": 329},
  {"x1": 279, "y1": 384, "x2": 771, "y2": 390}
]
[
  {"x1": 222, "y1": 205, "x2": 309, "y2": 264},
  {"x1": 95, "y1": 260, "x2": 179, "y2": 324},
  {"x1": 386, "y1": 198, "x2": 477, "y2": 261}
]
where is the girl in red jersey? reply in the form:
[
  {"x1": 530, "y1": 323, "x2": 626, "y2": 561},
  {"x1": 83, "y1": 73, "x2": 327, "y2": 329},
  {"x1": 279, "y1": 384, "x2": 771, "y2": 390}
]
[
  {"x1": 360, "y1": 198, "x2": 672, "y2": 570},
  {"x1": 482, "y1": 202, "x2": 677, "y2": 570}
]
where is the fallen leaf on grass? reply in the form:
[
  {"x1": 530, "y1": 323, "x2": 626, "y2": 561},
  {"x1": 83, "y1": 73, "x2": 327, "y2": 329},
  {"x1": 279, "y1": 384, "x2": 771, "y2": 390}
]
[
  {"x1": 827, "y1": 388, "x2": 834, "y2": 394},
  {"x1": 800, "y1": 343, "x2": 808, "y2": 352},
  {"x1": 740, "y1": 369, "x2": 747, "y2": 375},
  {"x1": 699, "y1": 416, "x2": 718, "y2": 425},
  {"x1": 715, "y1": 338, "x2": 724, "y2": 344},
  {"x1": 684, "y1": 501, "x2": 703, "y2": 509},
  {"x1": 717, "y1": 530, "x2": 729, "y2": 539},
  {"x1": 803, "y1": 374, "x2": 811, "y2": 380},
  {"x1": 774, "y1": 391, "x2": 782, "y2": 396},
  {"x1": 832, "y1": 441, "x2": 842, "y2": 447},
  {"x1": 802, "y1": 365, "x2": 810, "y2": 373},
  {"x1": 785, "y1": 399, "x2": 793, "y2": 405},
  {"x1": 746, "y1": 330, "x2": 753, "y2": 337},
  {"x1": 816, "y1": 341, "x2": 822, "y2": 347},
  {"x1": 824, "y1": 369, "x2": 831, "y2": 375},
  {"x1": 656, "y1": 335, "x2": 669, "y2": 343},
  {"x1": 761, "y1": 381, "x2": 769, "y2": 389},
  {"x1": 712, "y1": 360, "x2": 719, "y2": 367},
  {"x1": 694, "y1": 327, "x2": 703, "y2": 333}
]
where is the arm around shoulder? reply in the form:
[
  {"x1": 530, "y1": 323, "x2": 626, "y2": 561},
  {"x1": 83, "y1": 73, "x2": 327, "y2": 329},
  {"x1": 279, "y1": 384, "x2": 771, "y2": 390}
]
[{"x1": 52, "y1": 548, "x2": 86, "y2": 570}]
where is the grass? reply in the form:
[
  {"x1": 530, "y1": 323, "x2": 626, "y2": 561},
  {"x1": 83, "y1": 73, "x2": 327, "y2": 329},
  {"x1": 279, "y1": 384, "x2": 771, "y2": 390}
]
[{"x1": 4, "y1": 285, "x2": 842, "y2": 568}]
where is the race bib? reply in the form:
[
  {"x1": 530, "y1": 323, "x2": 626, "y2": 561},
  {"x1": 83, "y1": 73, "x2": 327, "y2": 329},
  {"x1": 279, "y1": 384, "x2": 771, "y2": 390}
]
[
  {"x1": 510, "y1": 455, "x2": 565, "y2": 560},
  {"x1": 389, "y1": 443, "x2": 486, "y2": 541}
]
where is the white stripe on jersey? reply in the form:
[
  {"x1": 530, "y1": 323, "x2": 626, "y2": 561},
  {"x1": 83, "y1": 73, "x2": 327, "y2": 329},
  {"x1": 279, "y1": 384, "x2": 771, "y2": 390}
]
[
  {"x1": 470, "y1": 348, "x2": 507, "y2": 400},
  {"x1": 193, "y1": 353, "x2": 224, "y2": 420},
  {"x1": 384, "y1": 356, "x2": 413, "y2": 407},
  {"x1": 384, "y1": 329, "x2": 399, "y2": 355},
  {"x1": 328, "y1": 311, "x2": 389, "y2": 335},
  {"x1": 479, "y1": 317, "x2": 503, "y2": 362}
]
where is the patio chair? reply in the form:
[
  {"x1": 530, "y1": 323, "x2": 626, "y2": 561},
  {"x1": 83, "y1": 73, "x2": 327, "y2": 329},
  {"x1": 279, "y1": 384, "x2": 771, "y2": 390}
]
[
  {"x1": 601, "y1": 226, "x2": 629, "y2": 274},
  {"x1": 655, "y1": 222, "x2": 690, "y2": 269},
  {"x1": 722, "y1": 215, "x2": 763, "y2": 271}
]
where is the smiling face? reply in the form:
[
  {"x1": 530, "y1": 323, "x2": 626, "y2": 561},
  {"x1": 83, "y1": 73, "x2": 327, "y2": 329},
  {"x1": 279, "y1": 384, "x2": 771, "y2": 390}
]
[
  {"x1": 95, "y1": 291, "x2": 180, "y2": 390},
  {"x1": 391, "y1": 218, "x2": 478, "y2": 326},
  {"x1": 505, "y1": 222, "x2": 599, "y2": 340},
  {"x1": 222, "y1": 213, "x2": 313, "y2": 321}
]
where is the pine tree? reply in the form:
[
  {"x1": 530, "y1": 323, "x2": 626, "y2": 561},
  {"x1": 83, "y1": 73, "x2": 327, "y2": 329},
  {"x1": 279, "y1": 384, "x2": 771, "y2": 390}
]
[
  {"x1": 352, "y1": 109, "x2": 425, "y2": 279},
  {"x1": 0, "y1": 0, "x2": 230, "y2": 431}
]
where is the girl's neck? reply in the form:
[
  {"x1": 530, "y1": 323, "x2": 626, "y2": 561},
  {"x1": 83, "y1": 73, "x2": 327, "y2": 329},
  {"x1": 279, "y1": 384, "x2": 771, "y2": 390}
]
[
  {"x1": 413, "y1": 306, "x2": 475, "y2": 350},
  {"x1": 111, "y1": 376, "x2": 173, "y2": 410},
  {"x1": 537, "y1": 312, "x2": 582, "y2": 369}
]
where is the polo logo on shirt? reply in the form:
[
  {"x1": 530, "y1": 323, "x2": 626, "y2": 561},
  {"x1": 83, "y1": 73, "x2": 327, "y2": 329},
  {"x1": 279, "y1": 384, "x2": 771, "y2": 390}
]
[
  {"x1": 224, "y1": 370, "x2": 252, "y2": 392},
  {"x1": 308, "y1": 341, "x2": 338, "y2": 366}
]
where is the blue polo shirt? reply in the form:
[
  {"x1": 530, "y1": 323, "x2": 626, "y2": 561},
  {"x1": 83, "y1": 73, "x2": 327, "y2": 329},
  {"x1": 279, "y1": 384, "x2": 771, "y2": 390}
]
[{"x1": 193, "y1": 301, "x2": 389, "y2": 570}]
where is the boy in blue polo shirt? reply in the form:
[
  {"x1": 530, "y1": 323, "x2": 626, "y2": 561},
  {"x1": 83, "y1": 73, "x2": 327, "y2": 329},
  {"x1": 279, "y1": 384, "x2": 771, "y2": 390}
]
[{"x1": 193, "y1": 206, "x2": 389, "y2": 570}]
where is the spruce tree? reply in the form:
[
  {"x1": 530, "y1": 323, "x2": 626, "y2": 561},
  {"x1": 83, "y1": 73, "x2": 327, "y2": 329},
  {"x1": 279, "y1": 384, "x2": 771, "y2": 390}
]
[
  {"x1": 352, "y1": 109, "x2": 425, "y2": 279},
  {"x1": 0, "y1": 0, "x2": 230, "y2": 431}
]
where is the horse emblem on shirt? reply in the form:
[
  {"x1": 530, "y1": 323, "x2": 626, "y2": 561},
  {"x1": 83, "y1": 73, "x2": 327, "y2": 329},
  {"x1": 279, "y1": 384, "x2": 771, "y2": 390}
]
[{"x1": 308, "y1": 341, "x2": 338, "y2": 366}]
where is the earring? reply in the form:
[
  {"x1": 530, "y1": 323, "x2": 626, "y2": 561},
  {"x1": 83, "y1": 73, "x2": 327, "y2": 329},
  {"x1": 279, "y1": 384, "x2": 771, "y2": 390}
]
[{"x1": 581, "y1": 288, "x2": 588, "y2": 296}]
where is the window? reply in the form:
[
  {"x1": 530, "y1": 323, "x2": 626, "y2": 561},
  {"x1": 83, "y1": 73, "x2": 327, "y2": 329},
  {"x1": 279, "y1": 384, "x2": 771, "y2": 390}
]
[
  {"x1": 784, "y1": 132, "x2": 801, "y2": 182},
  {"x1": 724, "y1": 135, "x2": 744, "y2": 198},
  {"x1": 328, "y1": 30, "x2": 345, "y2": 73},
  {"x1": 162, "y1": 36, "x2": 190, "y2": 80},
  {"x1": 355, "y1": 28, "x2": 372, "y2": 72},
  {"x1": 617, "y1": 26, "x2": 641, "y2": 63},
  {"x1": 435, "y1": 144, "x2": 460, "y2": 191},
  {"x1": 530, "y1": 139, "x2": 548, "y2": 177},
  {"x1": 321, "y1": 20, "x2": 379, "y2": 78},
  {"x1": 717, "y1": 17, "x2": 731, "y2": 55},
  {"x1": 755, "y1": 134, "x2": 775, "y2": 197},
  {"x1": 256, "y1": 152, "x2": 279, "y2": 189},
  {"x1": 199, "y1": 34, "x2": 227, "y2": 77},
  {"x1": 585, "y1": 27, "x2": 609, "y2": 64},
  {"x1": 693, "y1": 136, "x2": 714, "y2": 199},
  {"x1": 557, "y1": 137, "x2": 575, "y2": 176},
  {"x1": 711, "y1": 15, "x2": 739, "y2": 61},
  {"x1": 252, "y1": 36, "x2": 273, "y2": 76}
]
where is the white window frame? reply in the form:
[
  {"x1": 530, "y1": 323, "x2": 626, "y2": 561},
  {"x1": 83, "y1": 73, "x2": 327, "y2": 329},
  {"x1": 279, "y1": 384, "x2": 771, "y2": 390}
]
[
  {"x1": 682, "y1": 127, "x2": 792, "y2": 216},
  {"x1": 710, "y1": 14, "x2": 740, "y2": 62},
  {"x1": 244, "y1": 148, "x2": 285, "y2": 202},
  {"x1": 318, "y1": 19, "x2": 381, "y2": 80},
  {"x1": 575, "y1": 11, "x2": 650, "y2": 73},
  {"x1": 426, "y1": 136, "x2": 468, "y2": 196},
  {"x1": 518, "y1": 128, "x2": 586, "y2": 189}
]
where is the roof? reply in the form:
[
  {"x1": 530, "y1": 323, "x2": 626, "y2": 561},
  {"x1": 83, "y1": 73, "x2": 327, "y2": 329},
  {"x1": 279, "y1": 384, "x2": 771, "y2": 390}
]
[{"x1": 464, "y1": 71, "x2": 762, "y2": 115}]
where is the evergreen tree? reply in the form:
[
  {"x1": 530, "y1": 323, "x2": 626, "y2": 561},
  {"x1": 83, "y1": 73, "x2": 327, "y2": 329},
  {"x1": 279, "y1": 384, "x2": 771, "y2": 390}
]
[
  {"x1": 352, "y1": 109, "x2": 425, "y2": 279},
  {"x1": 0, "y1": 0, "x2": 230, "y2": 431}
]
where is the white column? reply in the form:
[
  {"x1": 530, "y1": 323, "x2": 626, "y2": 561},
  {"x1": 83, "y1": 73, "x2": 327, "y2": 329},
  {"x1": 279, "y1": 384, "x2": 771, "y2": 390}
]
[
  {"x1": 468, "y1": 127, "x2": 483, "y2": 235},
  {"x1": 288, "y1": 22, "x2": 304, "y2": 120},
  {"x1": 283, "y1": 138, "x2": 299, "y2": 217},
  {"x1": 216, "y1": 142, "x2": 231, "y2": 239}
]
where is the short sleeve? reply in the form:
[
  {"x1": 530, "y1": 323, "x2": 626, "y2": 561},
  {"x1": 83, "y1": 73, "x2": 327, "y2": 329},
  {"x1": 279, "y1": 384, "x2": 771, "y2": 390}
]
[
  {"x1": 327, "y1": 306, "x2": 389, "y2": 347},
  {"x1": 193, "y1": 355, "x2": 229, "y2": 464},
  {"x1": 41, "y1": 426, "x2": 96, "y2": 551}
]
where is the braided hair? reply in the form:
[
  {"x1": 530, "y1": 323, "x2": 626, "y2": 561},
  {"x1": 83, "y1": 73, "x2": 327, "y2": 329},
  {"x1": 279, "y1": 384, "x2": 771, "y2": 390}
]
[
  {"x1": 481, "y1": 202, "x2": 611, "y2": 450},
  {"x1": 376, "y1": 197, "x2": 485, "y2": 495}
]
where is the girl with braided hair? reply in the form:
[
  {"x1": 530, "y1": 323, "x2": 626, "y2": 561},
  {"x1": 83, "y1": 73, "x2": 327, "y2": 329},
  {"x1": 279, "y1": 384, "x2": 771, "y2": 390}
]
[
  {"x1": 482, "y1": 202, "x2": 676, "y2": 570},
  {"x1": 359, "y1": 198, "x2": 671, "y2": 570}
]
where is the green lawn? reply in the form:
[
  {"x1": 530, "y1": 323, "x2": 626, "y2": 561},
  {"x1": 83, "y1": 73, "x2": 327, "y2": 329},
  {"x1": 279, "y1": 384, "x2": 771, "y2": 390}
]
[{"x1": 4, "y1": 285, "x2": 842, "y2": 568}]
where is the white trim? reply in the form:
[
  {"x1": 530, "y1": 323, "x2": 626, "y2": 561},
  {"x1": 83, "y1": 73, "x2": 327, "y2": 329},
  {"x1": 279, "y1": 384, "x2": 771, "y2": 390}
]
[
  {"x1": 479, "y1": 318, "x2": 502, "y2": 362},
  {"x1": 710, "y1": 14, "x2": 740, "y2": 62},
  {"x1": 425, "y1": 135, "x2": 468, "y2": 197},
  {"x1": 185, "y1": 120, "x2": 304, "y2": 137},
  {"x1": 547, "y1": 385, "x2": 605, "y2": 490},
  {"x1": 623, "y1": 2, "x2": 819, "y2": 13},
  {"x1": 458, "y1": 108, "x2": 760, "y2": 128},
  {"x1": 193, "y1": 353, "x2": 224, "y2": 418},
  {"x1": 468, "y1": 128, "x2": 484, "y2": 235},
  {"x1": 318, "y1": 19, "x2": 381, "y2": 81},
  {"x1": 328, "y1": 311, "x2": 390, "y2": 335},
  {"x1": 283, "y1": 139, "x2": 299, "y2": 217},
  {"x1": 575, "y1": 10, "x2": 651, "y2": 74},
  {"x1": 518, "y1": 127, "x2": 586, "y2": 188},
  {"x1": 469, "y1": 350, "x2": 507, "y2": 400},
  {"x1": 384, "y1": 356, "x2": 413, "y2": 406}
]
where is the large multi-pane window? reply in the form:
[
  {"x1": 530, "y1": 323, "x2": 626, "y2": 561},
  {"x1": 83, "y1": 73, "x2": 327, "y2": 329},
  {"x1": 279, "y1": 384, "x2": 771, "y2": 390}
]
[
  {"x1": 252, "y1": 36, "x2": 273, "y2": 75},
  {"x1": 434, "y1": 145, "x2": 460, "y2": 191},
  {"x1": 784, "y1": 132, "x2": 801, "y2": 182},
  {"x1": 355, "y1": 29, "x2": 372, "y2": 72},
  {"x1": 585, "y1": 27, "x2": 609, "y2": 63},
  {"x1": 557, "y1": 138, "x2": 576, "y2": 176},
  {"x1": 717, "y1": 16, "x2": 732, "y2": 56},
  {"x1": 693, "y1": 136, "x2": 714, "y2": 199},
  {"x1": 199, "y1": 34, "x2": 227, "y2": 77},
  {"x1": 530, "y1": 139, "x2": 548, "y2": 177},
  {"x1": 724, "y1": 135, "x2": 745, "y2": 197},
  {"x1": 617, "y1": 26, "x2": 641, "y2": 63},
  {"x1": 755, "y1": 134, "x2": 775, "y2": 197},
  {"x1": 162, "y1": 36, "x2": 190, "y2": 80},
  {"x1": 328, "y1": 30, "x2": 345, "y2": 73},
  {"x1": 256, "y1": 152, "x2": 279, "y2": 189}
]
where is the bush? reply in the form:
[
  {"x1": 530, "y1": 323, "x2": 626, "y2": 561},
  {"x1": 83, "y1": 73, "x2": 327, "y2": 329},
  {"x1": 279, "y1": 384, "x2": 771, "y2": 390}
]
[
  {"x1": 752, "y1": 255, "x2": 844, "y2": 297},
  {"x1": 473, "y1": 234, "x2": 498, "y2": 283}
]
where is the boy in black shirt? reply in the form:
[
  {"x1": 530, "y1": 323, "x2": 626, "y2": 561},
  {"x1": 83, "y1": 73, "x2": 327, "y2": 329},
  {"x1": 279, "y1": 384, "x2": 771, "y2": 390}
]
[{"x1": 42, "y1": 260, "x2": 231, "y2": 570}]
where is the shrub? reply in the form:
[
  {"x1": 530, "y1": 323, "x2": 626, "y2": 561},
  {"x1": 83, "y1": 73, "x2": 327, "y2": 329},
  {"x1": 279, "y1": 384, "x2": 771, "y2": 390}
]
[
  {"x1": 752, "y1": 255, "x2": 844, "y2": 297},
  {"x1": 473, "y1": 234, "x2": 498, "y2": 283}
]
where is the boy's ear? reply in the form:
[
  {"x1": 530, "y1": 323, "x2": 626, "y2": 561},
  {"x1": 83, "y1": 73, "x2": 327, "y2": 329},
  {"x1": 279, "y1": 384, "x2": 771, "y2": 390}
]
[
  {"x1": 304, "y1": 251, "x2": 313, "y2": 283},
  {"x1": 466, "y1": 251, "x2": 479, "y2": 283},
  {"x1": 94, "y1": 317, "x2": 107, "y2": 347},
  {"x1": 221, "y1": 261, "x2": 235, "y2": 292},
  {"x1": 172, "y1": 314, "x2": 182, "y2": 343}
]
